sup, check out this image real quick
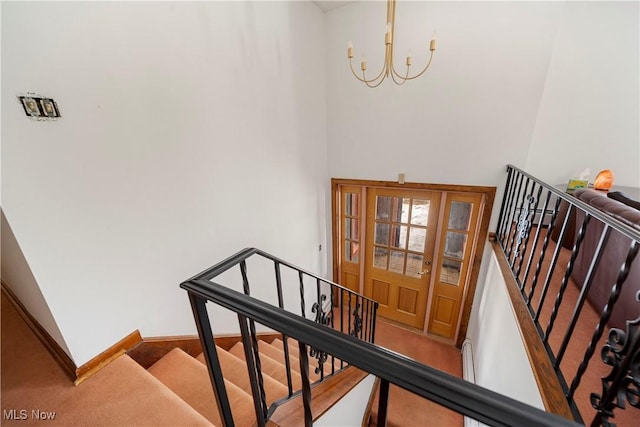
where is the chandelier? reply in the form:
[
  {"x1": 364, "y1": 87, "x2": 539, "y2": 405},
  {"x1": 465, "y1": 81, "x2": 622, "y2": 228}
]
[{"x1": 347, "y1": 0, "x2": 437, "y2": 88}]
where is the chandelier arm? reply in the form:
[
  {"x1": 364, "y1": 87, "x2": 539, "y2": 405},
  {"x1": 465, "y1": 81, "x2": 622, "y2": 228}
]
[
  {"x1": 349, "y1": 59, "x2": 387, "y2": 84},
  {"x1": 363, "y1": 73, "x2": 387, "y2": 88},
  {"x1": 390, "y1": 65, "x2": 410, "y2": 85},
  {"x1": 400, "y1": 51, "x2": 435, "y2": 81}
]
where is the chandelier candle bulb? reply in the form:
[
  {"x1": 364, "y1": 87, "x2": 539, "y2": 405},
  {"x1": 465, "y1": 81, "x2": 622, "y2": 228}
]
[
  {"x1": 361, "y1": 56, "x2": 367, "y2": 71},
  {"x1": 430, "y1": 31, "x2": 437, "y2": 51},
  {"x1": 385, "y1": 22, "x2": 392, "y2": 44},
  {"x1": 348, "y1": 41, "x2": 354, "y2": 58},
  {"x1": 406, "y1": 49, "x2": 413, "y2": 66}
]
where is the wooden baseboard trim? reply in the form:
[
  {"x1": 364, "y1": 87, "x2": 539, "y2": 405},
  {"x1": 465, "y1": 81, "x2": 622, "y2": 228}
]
[
  {"x1": 491, "y1": 242, "x2": 574, "y2": 420},
  {"x1": 1, "y1": 281, "x2": 77, "y2": 381},
  {"x1": 75, "y1": 329, "x2": 142, "y2": 385},
  {"x1": 362, "y1": 376, "x2": 380, "y2": 427}
]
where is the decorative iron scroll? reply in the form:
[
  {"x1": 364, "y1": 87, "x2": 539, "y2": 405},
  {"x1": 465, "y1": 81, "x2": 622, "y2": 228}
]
[
  {"x1": 591, "y1": 294, "x2": 640, "y2": 427},
  {"x1": 310, "y1": 294, "x2": 332, "y2": 374},
  {"x1": 514, "y1": 195, "x2": 535, "y2": 258},
  {"x1": 351, "y1": 301, "x2": 363, "y2": 338}
]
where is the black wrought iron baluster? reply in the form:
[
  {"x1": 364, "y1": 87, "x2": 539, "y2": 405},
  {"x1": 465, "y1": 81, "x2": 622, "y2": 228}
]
[
  {"x1": 590, "y1": 299, "x2": 640, "y2": 427},
  {"x1": 499, "y1": 170, "x2": 520, "y2": 248},
  {"x1": 312, "y1": 278, "x2": 322, "y2": 378},
  {"x1": 514, "y1": 184, "x2": 543, "y2": 278},
  {"x1": 533, "y1": 205, "x2": 574, "y2": 322},
  {"x1": 360, "y1": 297, "x2": 365, "y2": 340},
  {"x1": 351, "y1": 297, "x2": 363, "y2": 339},
  {"x1": 567, "y1": 241, "x2": 640, "y2": 402},
  {"x1": 189, "y1": 294, "x2": 234, "y2": 427},
  {"x1": 507, "y1": 177, "x2": 532, "y2": 262},
  {"x1": 527, "y1": 196, "x2": 563, "y2": 304},
  {"x1": 339, "y1": 288, "x2": 344, "y2": 332},
  {"x1": 272, "y1": 261, "x2": 294, "y2": 395},
  {"x1": 371, "y1": 302, "x2": 379, "y2": 344},
  {"x1": 310, "y1": 288, "x2": 331, "y2": 379},
  {"x1": 240, "y1": 260, "x2": 250, "y2": 295},
  {"x1": 543, "y1": 213, "x2": 591, "y2": 340},
  {"x1": 298, "y1": 341, "x2": 313, "y2": 427},
  {"x1": 348, "y1": 292, "x2": 353, "y2": 336},
  {"x1": 364, "y1": 299, "x2": 370, "y2": 344},
  {"x1": 377, "y1": 379, "x2": 390, "y2": 427},
  {"x1": 496, "y1": 166, "x2": 515, "y2": 244},
  {"x1": 239, "y1": 260, "x2": 268, "y2": 423},
  {"x1": 299, "y1": 271, "x2": 306, "y2": 318},
  {"x1": 274, "y1": 261, "x2": 284, "y2": 309},
  {"x1": 555, "y1": 225, "x2": 611, "y2": 369},
  {"x1": 520, "y1": 190, "x2": 552, "y2": 292},
  {"x1": 339, "y1": 288, "x2": 345, "y2": 368},
  {"x1": 238, "y1": 314, "x2": 267, "y2": 426},
  {"x1": 504, "y1": 173, "x2": 525, "y2": 254},
  {"x1": 329, "y1": 283, "x2": 336, "y2": 374}
]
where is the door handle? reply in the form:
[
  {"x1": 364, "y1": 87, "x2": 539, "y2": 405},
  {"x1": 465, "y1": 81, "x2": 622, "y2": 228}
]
[{"x1": 419, "y1": 270, "x2": 431, "y2": 275}]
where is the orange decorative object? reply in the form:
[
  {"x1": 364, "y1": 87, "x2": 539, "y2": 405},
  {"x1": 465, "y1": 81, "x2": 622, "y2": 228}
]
[{"x1": 594, "y1": 169, "x2": 614, "y2": 191}]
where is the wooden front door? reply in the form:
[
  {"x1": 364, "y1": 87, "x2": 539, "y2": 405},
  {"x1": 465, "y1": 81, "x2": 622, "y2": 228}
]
[
  {"x1": 363, "y1": 188, "x2": 440, "y2": 329},
  {"x1": 428, "y1": 193, "x2": 482, "y2": 338}
]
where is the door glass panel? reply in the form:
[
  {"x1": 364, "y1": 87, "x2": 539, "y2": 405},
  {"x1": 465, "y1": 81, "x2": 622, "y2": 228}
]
[
  {"x1": 345, "y1": 193, "x2": 360, "y2": 217},
  {"x1": 411, "y1": 199, "x2": 430, "y2": 226},
  {"x1": 440, "y1": 258, "x2": 462, "y2": 285},
  {"x1": 345, "y1": 241, "x2": 359, "y2": 263},
  {"x1": 444, "y1": 231, "x2": 467, "y2": 259},
  {"x1": 376, "y1": 196, "x2": 392, "y2": 220},
  {"x1": 406, "y1": 253, "x2": 424, "y2": 278},
  {"x1": 374, "y1": 223, "x2": 390, "y2": 245},
  {"x1": 389, "y1": 250, "x2": 405, "y2": 274},
  {"x1": 373, "y1": 247, "x2": 388, "y2": 269},
  {"x1": 345, "y1": 218, "x2": 360, "y2": 241},
  {"x1": 448, "y1": 201, "x2": 472, "y2": 231},
  {"x1": 408, "y1": 227, "x2": 426, "y2": 252},
  {"x1": 390, "y1": 225, "x2": 407, "y2": 249},
  {"x1": 399, "y1": 198, "x2": 410, "y2": 223}
]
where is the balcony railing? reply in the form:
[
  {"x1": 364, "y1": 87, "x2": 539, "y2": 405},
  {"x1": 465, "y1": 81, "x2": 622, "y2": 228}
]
[
  {"x1": 495, "y1": 165, "x2": 640, "y2": 426},
  {"x1": 182, "y1": 247, "x2": 578, "y2": 426}
]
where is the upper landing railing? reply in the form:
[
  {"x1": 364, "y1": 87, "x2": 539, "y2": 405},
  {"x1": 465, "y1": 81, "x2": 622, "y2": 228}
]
[
  {"x1": 181, "y1": 247, "x2": 578, "y2": 427},
  {"x1": 495, "y1": 164, "x2": 640, "y2": 426},
  {"x1": 182, "y1": 248, "x2": 378, "y2": 425}
]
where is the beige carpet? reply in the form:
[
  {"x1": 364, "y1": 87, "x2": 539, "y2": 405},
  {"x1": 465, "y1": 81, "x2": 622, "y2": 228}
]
[
  {"x1": 369, "y1": 319, "x2": 463, "y2": 427},
  {"x1": 1, "y1": 294, "x2": 213, "y2": 426}
]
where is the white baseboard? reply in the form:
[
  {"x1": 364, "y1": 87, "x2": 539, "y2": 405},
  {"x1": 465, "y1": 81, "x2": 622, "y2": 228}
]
[{"x1": 462, "y1": 339, "x2": 484, "y2": 427}]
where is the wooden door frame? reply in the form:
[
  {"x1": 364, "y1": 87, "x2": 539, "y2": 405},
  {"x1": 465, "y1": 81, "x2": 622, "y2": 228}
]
[{"x1": 331, "y1": 178, "x2": 496, "y2": 348}]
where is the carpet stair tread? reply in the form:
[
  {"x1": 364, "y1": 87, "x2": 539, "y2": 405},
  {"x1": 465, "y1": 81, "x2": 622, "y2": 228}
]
[
  {"x1": 195, "y1": 347, "x2": 288, "y2": 405},
  {"x1": 148, "y1": 348, "x2": 255, "y2": 427},
  {"x1": 229, "y1": 342, "x2": 303, "y2": 390},
  {"x1": 257, "y1": 340, "x2": 322, "y2": 382}
]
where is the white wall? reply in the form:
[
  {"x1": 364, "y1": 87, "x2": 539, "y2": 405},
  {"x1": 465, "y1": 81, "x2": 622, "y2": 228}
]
[
  {"x1": 1, "y1": 211, "x2": 72, "y2": 357},
  {"x1": 325, "y1": 1, "x2": 564, "y2": 187},
  {"x1": 527, "y1": 1, "x2": 640, "y2": 187},
  {"x1": 465, "y1": 244, "x2": 544, "y2": 409},
  {"x1": 1, "y1": 1, "x2": 328, "y2": 366}
]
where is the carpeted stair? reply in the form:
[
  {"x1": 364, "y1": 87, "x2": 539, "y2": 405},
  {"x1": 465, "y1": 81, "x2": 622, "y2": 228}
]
[{"x1": 144, "y1": 337, "x2": 351, "y2": 427}]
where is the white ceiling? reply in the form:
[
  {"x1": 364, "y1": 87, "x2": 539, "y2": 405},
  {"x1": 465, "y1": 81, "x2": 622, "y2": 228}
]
[{"x1": 312, "y1": 1, "x2": 356, "y2": 13}]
